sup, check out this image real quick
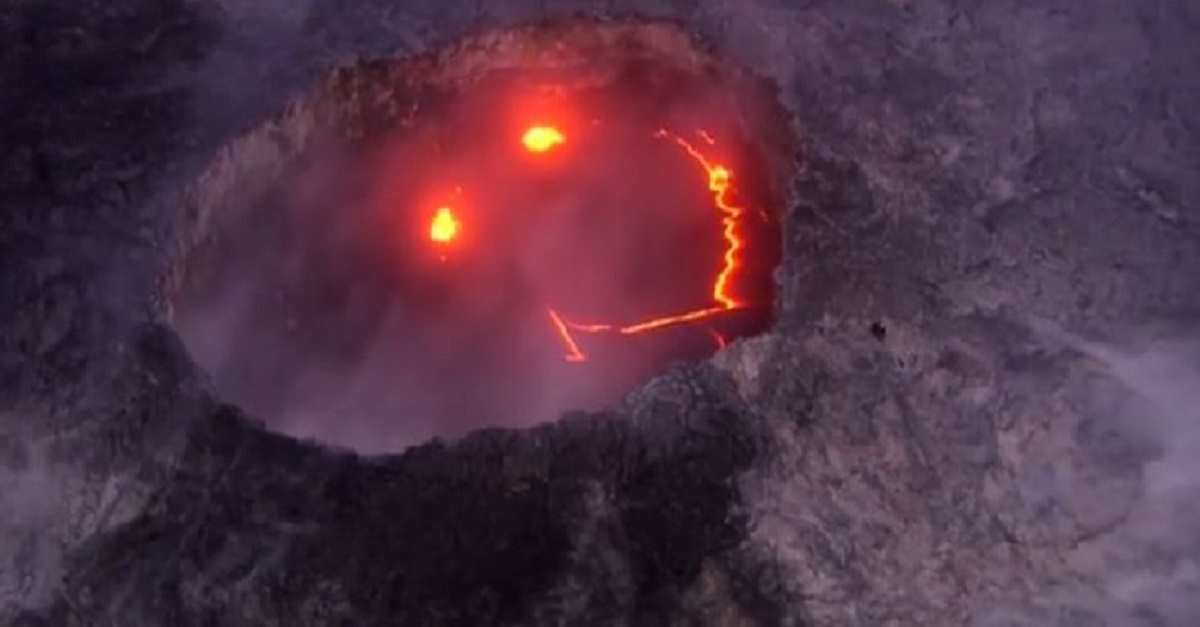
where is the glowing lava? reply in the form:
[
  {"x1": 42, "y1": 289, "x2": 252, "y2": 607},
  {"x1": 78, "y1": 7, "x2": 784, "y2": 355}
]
[
  {"x1": 429, "y1": 207, "x2": 460, "y2": 243},
  {"x1": 655, "y1": 129, "x2": 745, "y2": 311},
  {"x1": 522, "y1": 126, "x2": 565, "y2": 153},
  {"x1": 426, "y1": 126, "x2": 753, "y2": 363},
  {"x1": 547, "y1": 309, "x2": 586, "y2": 362},
  {"x1": 548, "y1": 129, "x2": 751, "y2": 362}
]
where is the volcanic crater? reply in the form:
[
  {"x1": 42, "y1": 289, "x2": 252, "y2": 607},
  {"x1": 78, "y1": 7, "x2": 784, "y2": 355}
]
[
  {"x1": 169, "y1": 21, "x2": 791, "y2": 450},
  {"x1": 7, "y1": 1, "x2": 1197, "y2": 624}
]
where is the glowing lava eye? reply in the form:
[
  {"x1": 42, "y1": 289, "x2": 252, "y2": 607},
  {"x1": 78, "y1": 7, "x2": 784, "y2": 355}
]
[
  {"x1": 429, "y1": 207, "x2": 460, "y2": 243},
  {"x1": 521, "y1": 126, "x2": 565, "y2": 153}
]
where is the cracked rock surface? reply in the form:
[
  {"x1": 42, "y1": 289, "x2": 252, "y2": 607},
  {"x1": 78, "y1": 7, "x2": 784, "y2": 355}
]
[{"x1": 2, "y1": 0, "x2": 1199, "y2": 625}]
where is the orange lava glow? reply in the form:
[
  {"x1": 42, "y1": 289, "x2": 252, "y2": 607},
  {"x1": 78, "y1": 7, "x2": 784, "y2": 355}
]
[
  {"x1": 522, "y1": 126, "x2": 565, "y2": 153},
  {"x1": 654, "y1": 129, "x2": 745, "y2": 310},
  {"x1": 547, "y1": 129, "x2": 750, "y2": 362},
  {"x1": 547, "y1": 309, "x2": 586, "y2": 362},
  {"x1": 425, "y1": 126, "x2": 753, "y2": 363},
  {"x1": 429, "y1": 207, "x2": 460, "y2": 243}
]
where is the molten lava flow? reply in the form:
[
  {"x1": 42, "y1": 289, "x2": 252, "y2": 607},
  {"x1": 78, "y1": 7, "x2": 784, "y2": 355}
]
[
  {"x1": 522, "y1": 126, "x2": 565, "y2": 153},
  {"x1": 547, "y1": 309, "x2": 586, "y2": 362},
  {"x1": 545, "y1": 129, "x2": 752, "y2": 362},
  {"x1": 424, "y1": 125, "x2": 753, "y2": 363},
  {"x1": 430, "y1": 207, "x2": 460, "y2": 243},
  {"x1": 654, "y1": 129, "x2": 746, "y2": 311}
]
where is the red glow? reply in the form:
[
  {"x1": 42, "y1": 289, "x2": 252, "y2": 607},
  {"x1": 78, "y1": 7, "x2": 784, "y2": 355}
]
[
  {"x1": 708, "y1": 327, "x2": 729, "y2": 349},
  {"x1": 547, "y1": 309, "x2": 586, "y2": 362},
  {"x1": 654, "y1": 129, "x2": 746, "y2": 311},
  {"x1": 427, "y1": 125, "x2": 755, "y2": 364},
  {"x1": 545, "y1": 128, "x2": 751, "y2": 362}
]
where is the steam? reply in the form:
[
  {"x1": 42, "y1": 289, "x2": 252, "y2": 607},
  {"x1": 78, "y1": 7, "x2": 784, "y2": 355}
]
[
  {"x1": 1030, "y1": 324, "x2": 1200, "y2": 625},
  {"x1": 194, "y1": 0, "x2": 315, "y2": 125},
  {"x1": 171, "y1": 65, "x2": 772, "y2": 453},
  {"x1": 1073, "y1": 336, "x2": 1200, "y2": 624}
]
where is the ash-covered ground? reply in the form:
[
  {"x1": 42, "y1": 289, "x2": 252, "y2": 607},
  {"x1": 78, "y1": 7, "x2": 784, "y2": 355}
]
[{"x1": 2, "y1": 0, "x2": 1200, "y2": 625}]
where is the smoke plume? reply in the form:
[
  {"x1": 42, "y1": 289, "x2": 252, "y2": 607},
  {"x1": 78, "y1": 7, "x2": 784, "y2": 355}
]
[{"x1": 1018, "y1": 323, "x2": 1200, "y2": 626}]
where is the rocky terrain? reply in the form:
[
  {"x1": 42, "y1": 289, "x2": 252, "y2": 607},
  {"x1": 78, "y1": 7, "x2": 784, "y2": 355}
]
[{"x1": 2, "y1": 0, "x2": 1199, "y2": 625}]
